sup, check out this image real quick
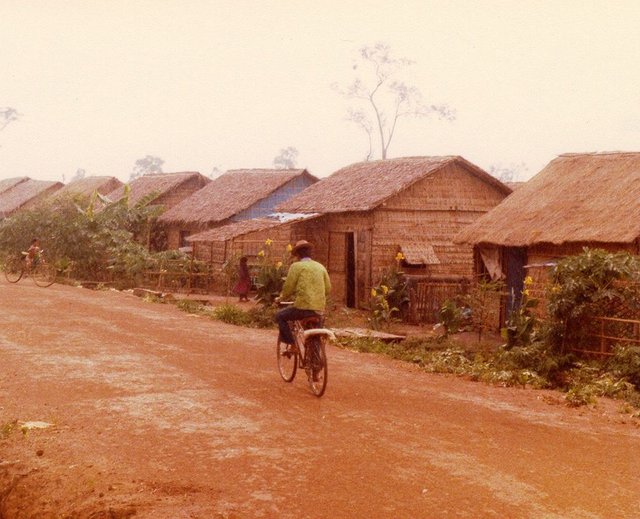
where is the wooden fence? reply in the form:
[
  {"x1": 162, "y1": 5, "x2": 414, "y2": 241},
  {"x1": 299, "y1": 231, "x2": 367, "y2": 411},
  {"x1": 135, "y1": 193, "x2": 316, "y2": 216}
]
[
  {"x1": 571, "y1": 316, "x2": 640, "y2": 357},
  {"x1": 407, "y1": 279, "x2": 469, "y2": 324},
  {"x1": 140, "y1": 259, "x2": 215, "y2": 293}
]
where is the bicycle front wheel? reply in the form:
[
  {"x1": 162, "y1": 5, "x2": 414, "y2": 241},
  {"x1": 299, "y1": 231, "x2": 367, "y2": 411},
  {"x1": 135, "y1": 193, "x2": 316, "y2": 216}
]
[
  {"x1": 307, "y1": 336, "x2": 328, "y2": 397},
  {"x1": 4, "y1": 258, "x2": 23, "y2": 283},
  {"x1": 277, "y1": 339, "x2": 298, "y2": 382},
  {"x1": 32, "y1": 263, "x2": 56, "y2": 287}
]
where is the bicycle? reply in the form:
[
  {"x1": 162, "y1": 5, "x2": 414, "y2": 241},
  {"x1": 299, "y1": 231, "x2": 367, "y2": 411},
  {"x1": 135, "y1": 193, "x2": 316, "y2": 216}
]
[
  {"x1": 276, "y1": 304, "x2": 335, "y2": 397},
  {"x1": 3, "y1": 250, "x2": 56, "y2": 287}
]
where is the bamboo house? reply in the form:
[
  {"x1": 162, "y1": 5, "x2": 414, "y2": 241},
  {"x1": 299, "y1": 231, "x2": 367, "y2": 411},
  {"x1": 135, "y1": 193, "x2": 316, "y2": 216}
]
[
  {"x1": 456, "y1": 152, "x2": 640, "y2": 310},
  {"x1": 190, "y1": 156, "x2": 511, "y2": 309},
  {"x1": 158, "y1": 168, "x2": 317, "y2": 249}
]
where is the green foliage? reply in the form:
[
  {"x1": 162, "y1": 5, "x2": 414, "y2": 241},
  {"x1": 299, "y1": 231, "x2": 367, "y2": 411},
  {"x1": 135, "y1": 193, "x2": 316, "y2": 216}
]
[
  {"x1": 212, "y1": 304, "x2": 252, "y2": 326},
  {"x1": 565, "y1": 385, "x2": 597, "y2": 407},
  {"x1": 221, "y1": 252, "x2": 242, "y2": 296},
  {"x1": 547, "y1": 248, "x2": 640, "y2": 351},
  {"x1": 502, "y1": 276, "x2": 539, "y2": 348},
  {"x1": 606, "y1": 345, "x2": 640, "y2": 388},
  {"x1": 368, "y1": 258, "x2": 409, "y2": 330},
  {"x1": 439, "y1": 299, "x2": 464, "y2": 337},
  {"x1": 255, "y1": 240, "x2": 291, "y2": 307},
  {"x1": 464, "y1": 278, "x2": 504, "y2": 341},
  {"x1": 0, "y1": 192, "x2": 160, "y2": 286}
]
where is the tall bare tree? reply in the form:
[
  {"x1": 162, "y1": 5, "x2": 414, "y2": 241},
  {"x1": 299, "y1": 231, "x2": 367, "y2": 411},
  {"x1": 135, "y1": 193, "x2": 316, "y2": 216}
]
[
  {"x1": 334, "y1": 43, "x2": 455, "y2": 160},
  {"x1": 273, "y1": 146, "x2": 299, "y2": 169}
]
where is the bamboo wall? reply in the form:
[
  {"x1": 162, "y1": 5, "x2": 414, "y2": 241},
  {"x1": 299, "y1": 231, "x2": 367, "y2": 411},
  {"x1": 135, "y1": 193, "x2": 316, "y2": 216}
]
[{"x1": 371, "y1": 162, "x2": 508, "y2": 283}]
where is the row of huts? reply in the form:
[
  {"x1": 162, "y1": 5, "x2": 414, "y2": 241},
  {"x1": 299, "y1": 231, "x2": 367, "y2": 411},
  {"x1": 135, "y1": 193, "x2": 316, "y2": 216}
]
[{"x1": 3, "y1": 151, "x2": 639, "y2": 318}]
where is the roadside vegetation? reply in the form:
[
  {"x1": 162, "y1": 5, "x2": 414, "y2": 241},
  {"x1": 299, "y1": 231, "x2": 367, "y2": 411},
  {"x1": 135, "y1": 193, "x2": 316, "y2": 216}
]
[{"x1": 0, "y1": 191, "x2": 202, "y2": 288}]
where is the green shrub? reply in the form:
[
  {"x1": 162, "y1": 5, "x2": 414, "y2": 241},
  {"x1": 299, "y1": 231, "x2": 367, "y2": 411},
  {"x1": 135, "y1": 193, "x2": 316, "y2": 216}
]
[
  {"x1": 565, "y1": 385, "x2": 597, "y2": 407},
  {"x1": 368, "y1": 257, "x2": 409, "y2": 330},
  {"x1": 212, "y1": 304, "x2": 252, "y2": 326},
  {"x1": 607, "y1": 345, "x2": 640, "y2": 388},
  {"x1": 439, "y1": 299, "x2": 463, "y2": 337},
  {"x1": 547, "y1": 249, "x2": 640, "y2": 352}
]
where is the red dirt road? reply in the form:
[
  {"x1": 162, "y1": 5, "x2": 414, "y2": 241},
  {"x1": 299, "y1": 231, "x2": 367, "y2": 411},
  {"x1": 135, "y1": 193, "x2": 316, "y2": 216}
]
[{"x1": 1, "y1": 280, "x2": 639, "y2": 518}]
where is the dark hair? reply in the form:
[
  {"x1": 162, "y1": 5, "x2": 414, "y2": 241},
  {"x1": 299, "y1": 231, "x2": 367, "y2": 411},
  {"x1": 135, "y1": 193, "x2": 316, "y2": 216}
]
[
  {"x1": 31, "y1": 238, "x2": 39, "y2": 244},
  {"x1": 240, "y1": 256, "x2": 248, "y2": 264},
  {"x1": 295, "y1": 246, "x2": 312, "y2": 259}
]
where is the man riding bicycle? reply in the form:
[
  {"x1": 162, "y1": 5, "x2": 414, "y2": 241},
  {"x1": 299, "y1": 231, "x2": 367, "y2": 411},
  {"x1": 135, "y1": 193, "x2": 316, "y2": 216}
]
[
  {"x1": 275, "y1": 240, "x2": 331, "y2": 348},
  {"x1": 26, "y1": 238, "x2": 42, "y2": 268}
]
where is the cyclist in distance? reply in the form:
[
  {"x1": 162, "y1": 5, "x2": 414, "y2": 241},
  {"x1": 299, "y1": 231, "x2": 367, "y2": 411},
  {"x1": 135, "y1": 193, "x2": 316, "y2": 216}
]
[{"x1": 275, "y1": 240, "x2": 331, "y2": 347}]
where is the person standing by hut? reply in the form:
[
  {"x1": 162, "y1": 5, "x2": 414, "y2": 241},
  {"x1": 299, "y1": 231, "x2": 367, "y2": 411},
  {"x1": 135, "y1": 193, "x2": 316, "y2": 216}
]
[{"x1": 234, "y1": 256, "x2": 251, "y2": 302}]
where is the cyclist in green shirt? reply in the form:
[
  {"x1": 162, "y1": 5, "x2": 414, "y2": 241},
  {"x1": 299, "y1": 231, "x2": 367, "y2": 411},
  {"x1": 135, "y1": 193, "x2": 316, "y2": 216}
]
[{"x1": 275, "y1": 240, "x2": 331, "y2": 346}]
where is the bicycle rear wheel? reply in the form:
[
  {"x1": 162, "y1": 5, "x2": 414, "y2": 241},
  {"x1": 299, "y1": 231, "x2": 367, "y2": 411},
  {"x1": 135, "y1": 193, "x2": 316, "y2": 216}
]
[
  {"x1": 307, "y1": 336, "x2": 328, "y2": 397},
  {"x1": 4, "y1": 258, "x2": 23, "y2": 283},
  {"x1": 277, "y1": 340, "x2": 297, "y2": 382},
  {"x1": 32, "y1": 263, "x2": 56, "y2": 287}
]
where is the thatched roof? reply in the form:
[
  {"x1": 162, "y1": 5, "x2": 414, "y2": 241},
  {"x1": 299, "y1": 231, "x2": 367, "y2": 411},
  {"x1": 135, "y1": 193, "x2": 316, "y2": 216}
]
[
  {"x1": 0, "y1": 177, "x2": 29, "y2": 195},
  {"x1": 277, "y1": 156, "x2": 510, "y2": 213},
  {"x1": 0, "y1": 179, "x2": 63, "y2": 217},
  {"x1": 456, "y1": 152, "x2": 640, "y2": 247},
  {"x1": 55, "y1": 176, "x2": 124, "y2": 197},
  {"x1": 505, "y1": 181, "x2": 525, "y2": 191},
  {"x1": 159, "y1": 169, "x2": 317, "y2": 225},
  {"x1": 105, "y1": 172, "x2": 208, "y2": 206},
  {"x1": 187, "y1": 213, "x2": 321, "y2": 243}
]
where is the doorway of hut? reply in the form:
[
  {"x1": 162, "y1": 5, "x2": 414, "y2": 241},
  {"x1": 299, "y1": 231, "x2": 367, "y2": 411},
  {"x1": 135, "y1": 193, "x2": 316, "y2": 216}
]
[
  {"x1": 345, "y1": 232, "x2": 356, "y2": 308},
  {"x1": 503, "y1": 247, "x2": 527, "y2": 318}
]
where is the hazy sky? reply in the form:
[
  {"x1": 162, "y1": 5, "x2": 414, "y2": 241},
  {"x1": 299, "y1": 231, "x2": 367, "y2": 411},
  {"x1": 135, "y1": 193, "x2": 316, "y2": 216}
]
[{"x1": 1, "y1": 1, "x2": 639, "y2": 183}]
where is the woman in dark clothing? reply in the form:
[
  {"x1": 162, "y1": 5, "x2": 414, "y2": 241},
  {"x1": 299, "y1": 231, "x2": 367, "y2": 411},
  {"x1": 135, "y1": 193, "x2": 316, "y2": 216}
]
[{"x1": 234, "y1": 256, "x2": 251, "y2": 302}]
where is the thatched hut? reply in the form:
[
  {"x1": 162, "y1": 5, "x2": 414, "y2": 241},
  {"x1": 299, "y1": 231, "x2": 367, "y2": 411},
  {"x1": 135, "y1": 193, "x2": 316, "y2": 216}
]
[
  {"x1": 190, "y1": 156, "x2": 509, "y2": 308},
  {"x1": 105, "y1": 172, "x2": 209, "y2": 210},
  {"x1": 55, "y1": 176, "x2": 124, "y2": 198},
  {"x1": 0, "y1": 177, "x2": 29, "y2": 195},
  {"x1": 158, "y1": 169, "x2": 317, "y2": 249},
  {"x1": 0, "y1": 179, "x2": 64, "y2": 219},
  {"x1": 456, "y1": 152, "x2": 640, "y2": 313}
]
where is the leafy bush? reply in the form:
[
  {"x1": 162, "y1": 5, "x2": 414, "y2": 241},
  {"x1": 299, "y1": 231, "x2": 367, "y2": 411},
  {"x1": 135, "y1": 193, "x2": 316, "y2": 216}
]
[
  {"x1": 547, "y1": 249, "x2": 640, "y2": 352},
  {"x1": 607, "y1": 345, "x2": 640, "y2": 388},
  {"x1": 368, "y1": 254, "x2": 409, "y2": 330},
  {"x1": 439, "y1": 299, "x2": 464, "y2": 337},
  {"x1": 502, "y1": 276, "x2": 539, "y2": 348},
  {"x1": 463, "y1": 278, "x2": 504, "y2": 341},
  {"x1": 212, "y1": 304, "x2": 252, "y2": 326},
  {"x1": 0, "y1": 191, "x2": 160, "y2": 286}
]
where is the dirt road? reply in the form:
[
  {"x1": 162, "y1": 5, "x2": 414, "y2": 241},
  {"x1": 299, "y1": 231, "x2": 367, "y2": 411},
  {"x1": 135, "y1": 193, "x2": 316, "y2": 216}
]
[{"x1": 0, "y1": 280, "x2": 639, "y2": 518}]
